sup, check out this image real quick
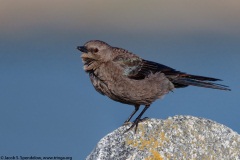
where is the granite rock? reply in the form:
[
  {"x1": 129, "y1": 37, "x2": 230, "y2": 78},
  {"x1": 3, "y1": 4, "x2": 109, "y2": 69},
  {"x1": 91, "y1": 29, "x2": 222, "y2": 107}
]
[{"x1": 86, "y1": 115, "x2": 240, "y2": 160}]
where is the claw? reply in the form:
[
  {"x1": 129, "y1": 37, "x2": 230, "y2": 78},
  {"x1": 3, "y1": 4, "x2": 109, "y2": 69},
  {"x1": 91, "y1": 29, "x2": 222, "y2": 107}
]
[
  {"x1": 123, "y1": 105, "x2": 150, "y2": 134},
  {"x1": 124, "y1": 118, "x2": 141, "y2": 133},
  {"x1": 123, "y1": 121, "x2": 131, "y2": 126},
  {"x1": 124, "y1": 117, "x2": 150, "y2": 133}
]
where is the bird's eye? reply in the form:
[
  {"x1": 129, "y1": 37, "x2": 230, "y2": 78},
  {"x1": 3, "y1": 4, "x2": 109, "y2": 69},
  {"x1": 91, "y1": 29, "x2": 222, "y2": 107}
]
[{"x1": 94, "y1": 48, "x2": 98, "y2": 53}]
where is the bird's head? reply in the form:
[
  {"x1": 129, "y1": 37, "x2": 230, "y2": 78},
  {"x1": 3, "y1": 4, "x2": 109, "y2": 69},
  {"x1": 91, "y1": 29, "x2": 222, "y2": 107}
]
[{"x1": 77, "y1": 40, "x2": 113, "y2": 72}]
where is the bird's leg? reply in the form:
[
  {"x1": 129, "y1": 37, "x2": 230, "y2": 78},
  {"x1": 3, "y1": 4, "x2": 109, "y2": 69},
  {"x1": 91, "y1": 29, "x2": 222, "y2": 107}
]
[
  {"x1": 124, "y1": 105, "x2": 150, "y2": 133},
  {"x1": 124, "y1": 105, "x2": 140, "y2": 124}
]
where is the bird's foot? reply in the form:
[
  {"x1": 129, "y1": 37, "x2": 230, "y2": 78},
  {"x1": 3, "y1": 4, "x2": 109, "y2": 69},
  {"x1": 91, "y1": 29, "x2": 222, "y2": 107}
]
[
  {"x1": 141, "y1": 117, "x2": 149, "y2": 121},
  {"x1": 123, "y1": 121, "x2": 131, "y2": 126},
  {"x1": 123, "y1": 117, "x2": 148, "y2": 126},
  {"x1": 124, "y1": 118, "x2": 146, "y2": 134}
]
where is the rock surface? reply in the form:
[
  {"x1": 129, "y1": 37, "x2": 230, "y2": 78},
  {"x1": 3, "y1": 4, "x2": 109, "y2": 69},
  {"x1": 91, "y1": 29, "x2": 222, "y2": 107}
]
[{"x1": 86, "y1": 115, "x2": 240, "y2": 160}]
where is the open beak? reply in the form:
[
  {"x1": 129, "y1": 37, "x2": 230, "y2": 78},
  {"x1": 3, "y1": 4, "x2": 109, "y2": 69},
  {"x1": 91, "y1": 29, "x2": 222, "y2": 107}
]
[{"x1": 77, "y1": 46, "x2": 88, "y2": 53}]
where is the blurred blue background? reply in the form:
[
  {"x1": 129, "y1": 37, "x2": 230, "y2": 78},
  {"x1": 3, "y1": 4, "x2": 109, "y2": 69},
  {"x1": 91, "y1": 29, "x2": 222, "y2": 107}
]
[{"x1": 0, "y1": 0, "x2": 239, "y2": 159}]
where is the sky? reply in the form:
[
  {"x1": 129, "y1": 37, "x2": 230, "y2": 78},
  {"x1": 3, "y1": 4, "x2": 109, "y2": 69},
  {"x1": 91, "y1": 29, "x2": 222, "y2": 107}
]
[{"x1": 0, "y1": 0, "x2": 240, "y2": 159}]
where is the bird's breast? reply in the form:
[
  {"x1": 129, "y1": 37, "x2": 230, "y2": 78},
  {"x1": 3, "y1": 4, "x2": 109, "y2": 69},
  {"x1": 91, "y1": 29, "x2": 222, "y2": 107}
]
[{"x1": 89, "y1": 63, "x2": 174, "y2": 105}]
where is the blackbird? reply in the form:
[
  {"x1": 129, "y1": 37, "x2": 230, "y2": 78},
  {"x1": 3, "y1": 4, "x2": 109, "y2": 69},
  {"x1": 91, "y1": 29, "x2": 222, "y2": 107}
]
[{"x1": 77, "y1": 40, "x2": 230, "y2": 132}]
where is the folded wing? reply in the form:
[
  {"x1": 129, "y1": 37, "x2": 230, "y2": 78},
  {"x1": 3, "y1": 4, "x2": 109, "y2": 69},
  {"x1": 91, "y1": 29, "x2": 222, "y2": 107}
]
[{"x1": 118, "y1": 58, "x2": 230, "y2": 91}]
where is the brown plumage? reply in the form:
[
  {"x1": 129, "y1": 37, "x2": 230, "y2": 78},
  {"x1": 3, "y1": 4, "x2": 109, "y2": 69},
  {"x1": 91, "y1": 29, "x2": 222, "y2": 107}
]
[{"x1": 77, "y1": 40, "x2": 230, "y2": 132}]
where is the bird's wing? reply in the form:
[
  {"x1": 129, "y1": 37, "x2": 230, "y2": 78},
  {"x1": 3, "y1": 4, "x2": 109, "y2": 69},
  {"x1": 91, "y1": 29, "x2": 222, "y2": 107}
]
[
  {"x1": 114, "y1": 57, "x2": 230, "y2": 90},
  {"x1": 113, "y1": 54, "x2": 145, "y2": 79},
  {"x1": 114, "y1": 56, "x2": 182, "y2": 80},
  {"x1": 138, "y1": 59, "x2": 182, "y2": 78}
]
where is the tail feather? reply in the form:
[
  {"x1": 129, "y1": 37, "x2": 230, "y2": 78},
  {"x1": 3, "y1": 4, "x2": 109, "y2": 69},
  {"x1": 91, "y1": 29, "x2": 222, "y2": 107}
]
[
  {"x1": 173, "y1": 78, "x2": 231, "y2": 91},
  {"x1": 180, "y1": 74, "x2": 221, "y2": 81}
]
